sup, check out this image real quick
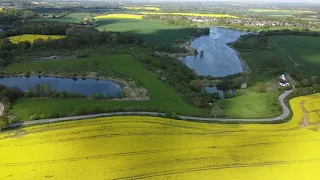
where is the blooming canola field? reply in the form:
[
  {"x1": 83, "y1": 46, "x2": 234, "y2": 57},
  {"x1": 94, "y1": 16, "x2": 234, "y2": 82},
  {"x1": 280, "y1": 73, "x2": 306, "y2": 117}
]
[
  {"x1": 0, "y1": 94, "x2": 320, "y2": 179},
  {"x1": 139, "y1": 12, "x2": 238, "y2": 18},
  {"x1": 8, "y1": 34, "x2": 65, "y2": 44},
  {"x1": 94, "y1": 14, "x2": 143, "y2": 19}
]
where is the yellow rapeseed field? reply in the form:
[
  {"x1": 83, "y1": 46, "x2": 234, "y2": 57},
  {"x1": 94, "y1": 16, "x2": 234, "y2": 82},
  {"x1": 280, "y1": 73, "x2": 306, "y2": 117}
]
[
  {"x1": 123, "y1": 6, "x2": 160, "y2": 11},
  {"x1": 8, "y1": 34, "x2": 65, "y2": 44},
  {"x1": 0, "y1": 94, "x2": 320, "y2": 179},
  {"x1": 94, "y1": 14, "x2": 143, "y2": 19},
  {"x1": 139, "y1": 12, "x2": 238, "y2": 18}
]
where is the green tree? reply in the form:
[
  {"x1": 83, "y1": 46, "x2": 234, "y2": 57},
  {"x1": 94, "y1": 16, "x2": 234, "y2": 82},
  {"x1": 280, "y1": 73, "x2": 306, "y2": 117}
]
[
  {"x1": 34, "y1": 84, "x2": 41, "y2": 97},
  {"x1": 43, "y1": 84, "x2": 52, "y2": 97},
  {"x1": 200, "y1": 50, "x2": 204, "y2": 57},
  {"x1": 301, "y1": 79, "x2": 309, "y2": 87}
]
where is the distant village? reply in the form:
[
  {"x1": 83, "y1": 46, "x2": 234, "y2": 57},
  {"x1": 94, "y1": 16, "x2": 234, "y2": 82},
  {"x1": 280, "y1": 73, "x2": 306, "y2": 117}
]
[{"x1": 187, "y1": 16, "x2": 319, "y2": 29}]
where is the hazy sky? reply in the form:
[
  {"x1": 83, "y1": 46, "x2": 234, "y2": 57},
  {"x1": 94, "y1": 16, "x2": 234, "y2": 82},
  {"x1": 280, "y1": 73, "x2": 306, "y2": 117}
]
[{"x1": 148, "y1": 0, "x2": 320, "y2": 2}]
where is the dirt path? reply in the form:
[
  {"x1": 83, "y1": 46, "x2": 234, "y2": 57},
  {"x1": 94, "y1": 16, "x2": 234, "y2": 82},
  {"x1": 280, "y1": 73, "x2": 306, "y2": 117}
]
[{"x1": 299, "y1": 101, "x2": 309, "y2": 128}]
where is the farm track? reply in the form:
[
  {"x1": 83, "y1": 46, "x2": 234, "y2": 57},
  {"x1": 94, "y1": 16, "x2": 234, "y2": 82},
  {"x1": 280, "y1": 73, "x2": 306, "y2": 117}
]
[
  {"x1": 114, "y1": 159, "x2": 320, "y2": 180},
  {"x1": 5, "y1": 90, "x2": 293, "y2": 129}
]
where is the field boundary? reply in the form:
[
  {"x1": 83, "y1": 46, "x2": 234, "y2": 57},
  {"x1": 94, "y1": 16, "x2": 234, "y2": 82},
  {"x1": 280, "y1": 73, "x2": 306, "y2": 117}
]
[{"x1": 4, "y1": 90, "x2": 293, "y2": 129}]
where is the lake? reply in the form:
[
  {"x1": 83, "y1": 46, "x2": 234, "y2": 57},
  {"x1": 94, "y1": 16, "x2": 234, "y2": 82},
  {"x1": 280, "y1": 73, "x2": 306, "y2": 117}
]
[
  {"x1": 0, "y1": 76, "x2": 122, "y2": 97},
  {"x1": 181, "y1": 27, "x2": 248, "y2": 77}
]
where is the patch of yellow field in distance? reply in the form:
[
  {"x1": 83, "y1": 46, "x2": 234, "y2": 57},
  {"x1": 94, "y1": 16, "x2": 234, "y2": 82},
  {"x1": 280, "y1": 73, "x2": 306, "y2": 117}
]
[
  {"x1": 8, "y1": 34, "x2": 65, "y2": 44},
  {"x1": 139, "y1": 12, "x2": 238, "y2": 18},
  {"x1": 94, "y1": 14, "x2": 143, "y2": 19},
  {"x1": 123, "y1": 6, "x2": 160, "y2": 11},
  {"x1": 0, "y1": 94, "x2": 320, "y2": 179}
]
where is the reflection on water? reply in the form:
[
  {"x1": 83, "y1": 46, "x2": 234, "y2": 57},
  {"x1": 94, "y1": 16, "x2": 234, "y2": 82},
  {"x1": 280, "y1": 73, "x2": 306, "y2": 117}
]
[
  {"x1": 205, "y1": 87, "x2": 224, "y2": 98},
  {"x1": 181, "y1": 27, "x2": 248, "y2": 77},
  {"x1": 0, "y1": 76, "x2": 122, "y2": 96}
]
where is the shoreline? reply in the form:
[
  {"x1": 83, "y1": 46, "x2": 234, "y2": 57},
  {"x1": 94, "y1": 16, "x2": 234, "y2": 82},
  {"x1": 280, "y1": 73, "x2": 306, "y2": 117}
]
[
  {"x1": 1, "y1": 73, "x2": 150, "y2": 100},
  {"x1": 227, "y1": 43, "x2": 251, "y2": 73}
]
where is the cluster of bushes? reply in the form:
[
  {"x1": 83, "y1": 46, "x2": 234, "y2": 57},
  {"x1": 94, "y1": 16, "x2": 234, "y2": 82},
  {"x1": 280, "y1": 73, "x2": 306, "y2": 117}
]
[
  {"x1": 0, "y1": 84, "x2": 25, "y2": 127},
  {"x1": 24, "y1": 85, "x2": 86, "y2": 99},
  {"x1": 260, "y1": 29, "x2": 320, "y2": 37},
  {"x1": 0, "y1": 22, "x2": 69, "y2": 39},
  {"x1": 138, "y1": 53, "x2": 219, "y2": 108},
  {"x1": 0, "y1": 8, "x2": 36, "y2": 27},
  {"x1": 153, "y1": 44, "x2": 188, "y2": 54}
]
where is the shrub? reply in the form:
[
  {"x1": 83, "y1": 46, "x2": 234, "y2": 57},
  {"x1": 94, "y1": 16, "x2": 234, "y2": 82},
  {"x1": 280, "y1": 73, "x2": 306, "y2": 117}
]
[
  {"x1": 29, "y1": 115, "x2": 39, "y2": 121},
  {"x1": 313, "y1": 84, "x2": 320, "y2": 93},
  {"x1": 48, "y1": 112, "x2": 60, "y2": 119},
  {"x1": 24, "y1": 91, "x2": 34, "y2": 98},
  {"x1": 94, "y1": 93, "x2": 105, "y2": 100},
  {"x1": 106, "y1": 93, "x2": 113, "y2": 99},
  {"x1": 254, "y1": 83, "x2": 267, "y2": 93},
  {"x1": 0, "y1": 116, "x2": 10, "y2": 128},
  {"x1": 284, "y1": 86, "x2": 294, "y2": 90},
  {"x1": 24, "y1": 72, "x2": 31, "y2": 77},
  {"x1": 73, "y1": 106, "x2": 86, "y2": 116},
  {"x1": 171, "y1": 112, "x2": 177, "y2": 119},
  {"x1": 89, "y1": 106, "x2": 103, "y2": 114},
  {"x1": 224, "y1": 91, "x2": 234, "y2": 99}
]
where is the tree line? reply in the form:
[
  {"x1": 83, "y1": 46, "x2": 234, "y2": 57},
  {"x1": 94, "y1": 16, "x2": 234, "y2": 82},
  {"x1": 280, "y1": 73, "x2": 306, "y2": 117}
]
[{"x1": 0, "y1": 25, "x2": 143, "y2": 67}]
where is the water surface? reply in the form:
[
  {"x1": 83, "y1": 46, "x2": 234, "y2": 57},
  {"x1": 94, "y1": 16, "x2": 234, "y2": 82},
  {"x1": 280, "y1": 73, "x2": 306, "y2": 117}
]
[
  {"x1": 181, "y1": 27, "x2": 248, "y2": 77},
  {"x1": 0, "y1": 76, "x2": 122, "y2": 96}
]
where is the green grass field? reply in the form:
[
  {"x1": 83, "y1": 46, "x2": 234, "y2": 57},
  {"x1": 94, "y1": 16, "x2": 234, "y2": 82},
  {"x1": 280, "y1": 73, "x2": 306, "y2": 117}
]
[
  {"x1": 269, "y1": 35, "x2": 320, "y2": 77},
  {"x1": 233, "y1": 36, "x2": 285, "y2": 84},
  {"x1": 95, "y1": 18, "x2": 193, "y2": 45},
  {"x1": 33, "y1": 13, "x2": 91, "y2": 23},
  {"x1": 220, "y1": 90, "x2": 282, "y2": 118},
  {"x1": 5, "y1": 54, "x2": 205, "y2": 120}
]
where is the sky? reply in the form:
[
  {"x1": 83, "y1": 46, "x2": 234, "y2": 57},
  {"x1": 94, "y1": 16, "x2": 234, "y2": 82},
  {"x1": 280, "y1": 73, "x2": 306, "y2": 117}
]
[{"x1": 147, "y1": 0, "x2": 320, "y2": 2}]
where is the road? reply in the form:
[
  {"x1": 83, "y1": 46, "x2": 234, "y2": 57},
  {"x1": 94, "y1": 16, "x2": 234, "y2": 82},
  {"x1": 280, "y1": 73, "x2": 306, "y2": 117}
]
[
  {"x1": 5, "y1": 90, "x2": 293, "y2": 129},
  {"x1": 0, "y1": 102, "x2": 4, "y2": 117}
]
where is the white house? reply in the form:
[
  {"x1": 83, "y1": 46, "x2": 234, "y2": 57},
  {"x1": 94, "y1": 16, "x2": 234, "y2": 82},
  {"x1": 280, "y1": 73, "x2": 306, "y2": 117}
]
[
  {"x1": 279, "y1": 83, "x2": 290, "y2": 87},
  {"x1": 280, "y1": 74, "x2": 286, "y2": 81}
]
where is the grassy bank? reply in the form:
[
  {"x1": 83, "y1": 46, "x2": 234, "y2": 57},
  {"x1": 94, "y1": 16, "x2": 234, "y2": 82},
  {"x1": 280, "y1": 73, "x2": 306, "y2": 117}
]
[{"x1": 220, "y1": 90, "x2": 282, "y2": 118}]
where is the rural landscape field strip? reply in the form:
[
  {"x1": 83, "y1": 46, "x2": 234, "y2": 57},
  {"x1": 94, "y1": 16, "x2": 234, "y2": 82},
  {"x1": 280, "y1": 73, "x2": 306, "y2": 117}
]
[
  {"x1": 6, "y1": 90, "x2": 293, "y2": 128},
  {"x1": 138, "y1": 12, "x2": 238, "y2": 18},
  {"x1": 94, "y1": 14, "x2": 143, "y2": 19},
  {"x1": 269, "y1": 36, "x2": 320, "y2": 76},
  {"x1": 0, "y1": 94, "x2": 320, "y2": 180}
]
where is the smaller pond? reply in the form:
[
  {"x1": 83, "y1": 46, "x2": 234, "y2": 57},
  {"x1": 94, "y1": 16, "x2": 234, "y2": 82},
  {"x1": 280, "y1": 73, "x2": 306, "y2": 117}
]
[
  {"x1": 0, "y1": 76, "x2": 122, "y2": 97},
  {"x1": 205, "y1": 87, "x2": 225, "y2": 99},
  {"x1": 205, "y1": 87, "x2": 234, "y2": 99}
]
